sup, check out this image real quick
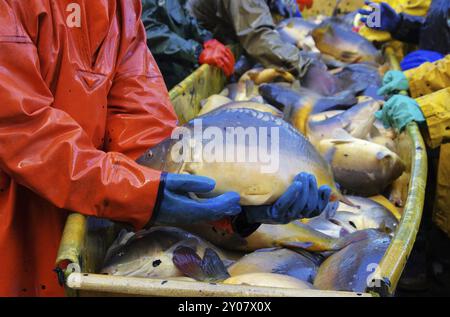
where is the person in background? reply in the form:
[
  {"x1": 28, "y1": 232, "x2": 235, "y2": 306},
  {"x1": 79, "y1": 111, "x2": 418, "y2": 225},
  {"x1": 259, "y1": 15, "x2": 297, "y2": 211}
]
[
  {"x1": 141, "y1": 0, "x2": 235, "y2": 89},
  {"x1": 142, "y1": 0, "x2": 311, "y2": 89},
  {"x1": 0, "y1": 0, "x2": 330, "y2": 296},
  {"x1": 361, "y1": 0, "x2": 450, "y2": 294},
  {"x1": 187, "y1": 0, "x2": 314, "y2": 79}
]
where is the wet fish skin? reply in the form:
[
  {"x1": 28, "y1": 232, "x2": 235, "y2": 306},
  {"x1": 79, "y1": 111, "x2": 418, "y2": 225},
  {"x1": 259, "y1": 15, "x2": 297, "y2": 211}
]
[
  {"x1": 228, "y1": 248, "x2": 320, "y2": 283},
  {"x1": 219, "y1": 81, "x2": 260, "y2": 101},
  {"x1": 333, "y1": 63, "x2": 382, "y2": 95},
  {"x1": 309, "y1": 110, "x2": 343, "y2": 123},
  {"x1": 314, "y1": 229, "x2": 391, "y2": 292},
  {"x1": 199, "y1": 95, "x2": 232, "y2": 116},
  {"x1": 100, "y1": 227, "x2": 235, "y2": 279},
  {"x1": 302, "y1": 63, "x2": 340, "y2": 96},
  {"x1": 312, "y1": 19, "x2": 382, "y2": 64}
]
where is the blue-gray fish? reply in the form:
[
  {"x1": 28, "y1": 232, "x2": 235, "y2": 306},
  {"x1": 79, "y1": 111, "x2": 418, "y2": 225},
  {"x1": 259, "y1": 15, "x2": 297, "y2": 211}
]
[{"x1": 314, "y1": 229, "x2": 391, "y2": 292}]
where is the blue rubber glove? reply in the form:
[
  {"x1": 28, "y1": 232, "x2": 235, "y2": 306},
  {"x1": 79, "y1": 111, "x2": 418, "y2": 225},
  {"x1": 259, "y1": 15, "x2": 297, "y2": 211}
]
[
  {"x1": 243, "y1": 173, "x2": 332, "y2": 224},
  {"x1": 377, "y1": 70, "x2": 409, "y2": 96},
  {"x1": 375, "y1": 95, "x2": 425, "y2": 132},
  {"x1": 359, "y1": 1, "x2": 400, "y2": 32},
  {"x1": 269, "y1": 0, "x2": 301, "y2": 18},
  {"x1": 154, "y1": 174, "x2": 241, "y2": 225},
  {"x1": 401, "y1": 50, "x2": 444, "y2": 71}
]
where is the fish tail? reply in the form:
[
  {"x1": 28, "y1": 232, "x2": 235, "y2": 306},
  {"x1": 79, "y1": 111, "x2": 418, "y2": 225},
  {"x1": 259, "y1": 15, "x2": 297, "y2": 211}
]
[
  {"x1": 172, "y1": 246, "x2": 230, "y2": 282},
  {"x1": 201, "y1": 248, "x2": 231, "y2": 281},
  {"x1": 338, "y1": 194, "x2": 358, "y2": 207},
  {"x1": 322, "y1": 201, "x2": 339, "y2": 219}
]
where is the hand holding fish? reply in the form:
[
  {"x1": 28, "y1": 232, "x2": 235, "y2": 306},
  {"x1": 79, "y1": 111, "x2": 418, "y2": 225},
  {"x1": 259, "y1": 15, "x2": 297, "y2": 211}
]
[
  {"x1": 153, "y1": 173, "x2": 242, "y2": 225},
  {"x1": 243, "y1": 173, "x2": 332, "y2": 225}
]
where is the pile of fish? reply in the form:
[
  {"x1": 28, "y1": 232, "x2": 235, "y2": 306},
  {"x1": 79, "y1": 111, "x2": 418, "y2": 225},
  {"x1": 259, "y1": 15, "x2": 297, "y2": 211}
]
[{"x1": 101, "y1": 13, "x2": 411, "y2": 294}]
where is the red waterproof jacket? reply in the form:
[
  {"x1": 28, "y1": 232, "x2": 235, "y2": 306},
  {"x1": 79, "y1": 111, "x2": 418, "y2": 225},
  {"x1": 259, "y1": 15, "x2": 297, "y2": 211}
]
[{"x1": 0, "y1": 0, "x2": 177, "y2": 296}]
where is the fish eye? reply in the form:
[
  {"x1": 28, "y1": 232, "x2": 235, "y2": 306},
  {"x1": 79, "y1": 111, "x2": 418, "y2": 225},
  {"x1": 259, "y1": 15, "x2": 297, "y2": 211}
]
[
  {"x1": 152, "y1": 260, "x2": 162, "y2": 267},
  {"x1": 147, "y1": 150, "x2": 153, "y2": 159}
]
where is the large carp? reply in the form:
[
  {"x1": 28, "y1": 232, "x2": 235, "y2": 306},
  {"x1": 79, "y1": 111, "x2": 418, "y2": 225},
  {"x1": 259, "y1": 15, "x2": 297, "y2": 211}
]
[
  {"x1": 312, "y1": 19, "x2": 383, "y2": 64},
  {"x1": 137, "y1": 107, "x2": 340, "y2": 206}
]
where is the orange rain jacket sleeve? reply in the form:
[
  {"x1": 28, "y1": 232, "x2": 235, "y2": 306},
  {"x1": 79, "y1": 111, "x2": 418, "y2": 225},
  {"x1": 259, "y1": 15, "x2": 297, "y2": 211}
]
[
  {"x1": 0, "y1": 1, "x2": 177, "y2": 230},
  {"x1": 0, "y1": 0, "x2": 177, "y2": 296}
]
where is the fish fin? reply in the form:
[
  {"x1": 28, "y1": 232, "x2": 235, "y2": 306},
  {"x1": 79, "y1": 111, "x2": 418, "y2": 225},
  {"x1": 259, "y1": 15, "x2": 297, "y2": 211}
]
[
  {"x1": 279, "y1": 241, "x2": 314, "y2": 250},
  {"x1": 333, "y1": 229, "x2": 372, "y2": 250},
  {"x1": 200, "y1": 248, "x2": 230, "y2": 282},
  {"x1": 323, "y1": 201, "x2": 340, "y2": 219},
  {"x1": 172, "y1": 246, "x2": 208, "y2": 281}
]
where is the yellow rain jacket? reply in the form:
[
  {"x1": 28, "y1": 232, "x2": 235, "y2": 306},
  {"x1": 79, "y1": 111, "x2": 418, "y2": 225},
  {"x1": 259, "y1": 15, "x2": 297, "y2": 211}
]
[{"x1": 405, "y1": 55, "x2": 450, "y2": 236}]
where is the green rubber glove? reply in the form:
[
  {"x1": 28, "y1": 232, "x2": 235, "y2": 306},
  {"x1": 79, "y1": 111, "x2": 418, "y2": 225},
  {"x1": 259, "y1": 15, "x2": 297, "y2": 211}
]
[
  {"x1": 375, "y1": 95, "x2": 425, "y2": 132},
  {"x1": 377, "y1": 70, "x2": 409, "y2": 96}
]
